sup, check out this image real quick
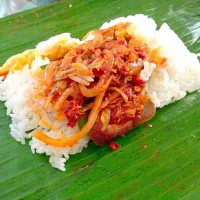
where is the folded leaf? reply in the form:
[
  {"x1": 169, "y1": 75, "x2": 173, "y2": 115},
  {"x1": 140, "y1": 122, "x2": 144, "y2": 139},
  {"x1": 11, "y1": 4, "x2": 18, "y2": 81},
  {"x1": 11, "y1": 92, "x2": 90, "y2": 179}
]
[{"x1": 0, "y1": 0, "x2": 200, "y2": 199}]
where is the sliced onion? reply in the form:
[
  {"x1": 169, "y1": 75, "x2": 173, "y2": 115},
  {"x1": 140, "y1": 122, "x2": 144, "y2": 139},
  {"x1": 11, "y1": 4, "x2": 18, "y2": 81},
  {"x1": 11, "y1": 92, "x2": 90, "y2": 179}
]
[
  {"x1": 84, "y1": 30, "x2": 104, "y2": 48},
  {"x1": 104, "y1": 50, "x2": 114, "y2": 71},
  {"x1": 132, "y1": 100, "x2": 156, "y2": 128},
  {"x1": 89, "y1": 58, "x2": 105, "y2": 69},
  {"x1": 80, "y1": 102, "x2": 94, "y2": 112},
  {"x1": 54, "y1": 87, "x2": 73, "y2": 110},
  {"x1": 100, "y1": 108, "x2": 111, "y2": 131},
  {"x1": 108, "y1": 87, "x2": 129, "y2": 103},
  {"x1": 78, "y1": 75, "x2": 112, "y2": 97},
  {"x1": 101, "y1": 85, "x2": 130, "y2": 108},
  {"x1": 45, "y1": 81, "x2": 67, "y2": 109},
  {"x1": 101, "y1": 92, "x2": 120, "y2": 109}
]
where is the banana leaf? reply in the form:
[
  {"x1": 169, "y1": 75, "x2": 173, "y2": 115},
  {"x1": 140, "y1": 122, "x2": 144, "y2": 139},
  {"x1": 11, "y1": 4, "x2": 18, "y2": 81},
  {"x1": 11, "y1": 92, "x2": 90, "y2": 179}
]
[{"x1": 0, "y1": 0, "x2": 200, "y2": 199}]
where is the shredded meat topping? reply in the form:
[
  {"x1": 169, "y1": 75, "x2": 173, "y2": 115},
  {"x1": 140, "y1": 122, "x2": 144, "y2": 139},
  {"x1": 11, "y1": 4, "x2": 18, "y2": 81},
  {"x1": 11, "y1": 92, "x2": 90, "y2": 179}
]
[{"x1": 34, "y1": 22, "x2": 158, "y2": 147}]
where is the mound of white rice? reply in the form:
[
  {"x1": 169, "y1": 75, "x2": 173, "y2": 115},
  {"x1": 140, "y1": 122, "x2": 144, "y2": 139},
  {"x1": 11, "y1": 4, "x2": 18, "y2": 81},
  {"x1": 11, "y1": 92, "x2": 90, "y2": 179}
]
[
  {"x1": 0, "y1": 14, "x2": 199, "y2": 171},
  {"x1": 0, "y1": 60, "x2": 89, "y2": 171},
  {"x1": 100, "y1": 14, "x2": 200, "y2": 107}
]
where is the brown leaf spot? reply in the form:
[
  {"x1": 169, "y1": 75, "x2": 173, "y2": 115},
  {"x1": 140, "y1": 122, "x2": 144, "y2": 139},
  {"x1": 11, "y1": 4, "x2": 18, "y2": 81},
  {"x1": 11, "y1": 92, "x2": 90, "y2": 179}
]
[
  {"x1": 117, "y1": 193, "x2": 125, "y2": 200},
  {"x1": 141, "y1": 132, "x2": 146, "y2": 137},
  {"x1": 180, "y1": 148, "x2": 184, "y2": 154},
  {"x1": 156, "y1": 151, "x2": 160, "y2": 158},
  {"x1": 156, "y1": 180, "x2": 164, "y2": 186},
  {"x1": 141, "y1": 144, "x2": 147, "y2": 150},
  {"x1": 132, "y1": 183, "x2": 138, "y2": 187},
  {"x1": 15, "y1": 19, "x2": 20, "y2": 24}
]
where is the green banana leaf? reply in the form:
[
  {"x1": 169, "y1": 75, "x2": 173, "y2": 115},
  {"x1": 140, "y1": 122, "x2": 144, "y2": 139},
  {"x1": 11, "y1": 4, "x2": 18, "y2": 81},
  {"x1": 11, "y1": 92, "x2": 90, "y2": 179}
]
[{"x1": 0, "y1": 0, "x2": 200, "y2": 199}]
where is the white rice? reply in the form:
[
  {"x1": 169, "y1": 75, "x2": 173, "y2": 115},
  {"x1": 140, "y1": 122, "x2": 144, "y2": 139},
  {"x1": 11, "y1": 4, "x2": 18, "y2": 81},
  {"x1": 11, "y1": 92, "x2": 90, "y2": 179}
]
[
  {"x1": 0, "y1": 14, "x2": 200, "y2": 171},
  {"x1": 0, "y1": 58, "x2": 89, "y2": 171},
  {"x1": 101, "y1": 15, "x2": 200, "y2": 107},
  {"x1": 147, "y1": 23, "x2": 200, "y2": 107}
]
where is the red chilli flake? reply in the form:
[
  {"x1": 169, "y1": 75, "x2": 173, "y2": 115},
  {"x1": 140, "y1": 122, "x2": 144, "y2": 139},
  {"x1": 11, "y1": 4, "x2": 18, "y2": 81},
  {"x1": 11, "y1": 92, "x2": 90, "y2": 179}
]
[
  {"x1": 109, "y1": 141, "x2": 121, "y2": 150},
  {"x1": 131, "y1": 76, "x2": 145, "y2": 87},
  {"x1": 117, "y1": 39, "x2": 125, "y2": 45},
  {"x1": 123, "y1": 87, "x2": 134, "y2": 101},
  {"x1": 64, "y1": 101, "x2": 84, "y2": 128},
  {"x1": 92, "y1": 62, "x2": 108, "y2": 77}
]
